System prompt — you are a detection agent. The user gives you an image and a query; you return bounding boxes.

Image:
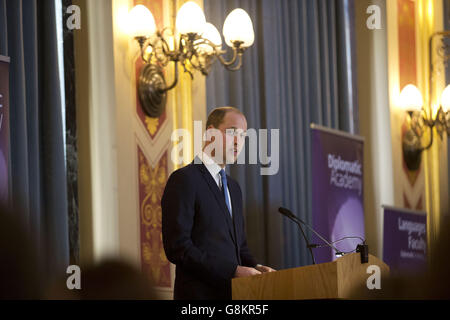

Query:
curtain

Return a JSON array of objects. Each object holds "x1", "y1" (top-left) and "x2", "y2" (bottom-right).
[
  {"x1": 205, "y1": 0, "x2": 359, "y2": 268},
  {"x1": 0, "y1": 0, "x2": 69, "y2": 285}
]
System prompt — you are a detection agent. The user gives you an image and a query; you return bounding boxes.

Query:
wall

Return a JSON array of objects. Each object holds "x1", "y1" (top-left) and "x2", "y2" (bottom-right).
[{"x1": 386, "y1": 0, "x2": 448, "y2": 252}]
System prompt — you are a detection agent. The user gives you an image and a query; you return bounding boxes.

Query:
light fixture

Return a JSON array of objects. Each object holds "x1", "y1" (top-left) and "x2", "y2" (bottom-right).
[
  {"x1": 127, "y1": 4, "x2": 156, "y2": 38},
  {"x1": 398, "y1": 31, "x2": 450, "y2": 171},
  {"x1": 399, "y1": 84, "x2": 424, "y2": 112},
  {"x1": 399, "y1": 82, "x2": 450, "y2": 171},
  {"x1": 127, "y1": 2, "x2": 254, "y2": 117},
  {"x1": 399, "y1": 84, "x2": 429, "y2": 171}
]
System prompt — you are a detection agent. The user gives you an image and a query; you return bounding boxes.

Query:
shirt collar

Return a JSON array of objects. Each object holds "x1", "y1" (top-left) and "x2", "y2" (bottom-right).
[{"x1": 199, "y1": 151, "x2": 224, "y2": 178}]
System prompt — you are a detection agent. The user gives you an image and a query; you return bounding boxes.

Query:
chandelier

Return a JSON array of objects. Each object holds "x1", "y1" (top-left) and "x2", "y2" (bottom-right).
[{"x1": 127, "y1": 2, "x2": 255, "y2": 117}]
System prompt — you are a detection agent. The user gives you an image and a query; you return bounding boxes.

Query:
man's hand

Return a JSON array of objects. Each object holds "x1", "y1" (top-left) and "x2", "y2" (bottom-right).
[
  {"x1": 234, "y1": 266, "x2": 262, "y2": 278},
  {"x1": 255, "y1": 265, "x2": 276, "y2": 273}
]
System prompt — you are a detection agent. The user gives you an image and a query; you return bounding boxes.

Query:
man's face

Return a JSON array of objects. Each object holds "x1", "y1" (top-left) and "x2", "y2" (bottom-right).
[{"x1": 210, "y1": 111, "x2": 247, "y2": 165}]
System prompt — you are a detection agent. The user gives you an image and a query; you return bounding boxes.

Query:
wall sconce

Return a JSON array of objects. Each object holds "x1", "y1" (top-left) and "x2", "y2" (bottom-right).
[
  {"x1": 399, "y1": 84, "x2": 450, "y2": 171},
  {"x1": 127, "y1": 2, "x2": 254, "y2": 117},
  {"x1": 398, "y1": 31, "x2": 450, "y2": 171}
]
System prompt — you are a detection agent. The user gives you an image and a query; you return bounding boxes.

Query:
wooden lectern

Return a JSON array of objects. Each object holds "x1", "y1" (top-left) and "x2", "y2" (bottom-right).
[{"x1": 232, "y1": 253, "x2": 389, "y2": 299}]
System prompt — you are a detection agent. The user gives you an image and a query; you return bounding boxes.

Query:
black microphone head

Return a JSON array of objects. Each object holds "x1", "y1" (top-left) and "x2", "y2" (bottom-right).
[{"x1": 278, "y1": 207, "x2": 291, "y2": 216}]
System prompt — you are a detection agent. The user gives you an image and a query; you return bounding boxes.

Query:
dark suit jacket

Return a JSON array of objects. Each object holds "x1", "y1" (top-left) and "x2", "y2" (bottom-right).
[{"x1": 161, "y1": 160, "x2": 257, "y2": 300}]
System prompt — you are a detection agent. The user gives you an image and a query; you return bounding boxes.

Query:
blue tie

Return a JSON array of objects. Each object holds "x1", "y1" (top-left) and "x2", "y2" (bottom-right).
[{"x1": 219, "y1": 169, "x2": 232, "y2": 216}]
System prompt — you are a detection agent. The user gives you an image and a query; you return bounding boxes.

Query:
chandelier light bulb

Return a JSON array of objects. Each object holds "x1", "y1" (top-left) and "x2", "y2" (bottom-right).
[
  {"x1": 223, "y1": 8, "x2": 254, "y2": 48},
  {"x1": 128, "y1": 4, "x2": 156, "y2": 38},
  {"x1": 197, "y1": 22, "x2": 222, "y2": 54},
  {"x1": 399, "y1": 84, "x2": 423, "y2": 112},
  {"x1": 176, "y1": 1, "x2": 206, "y2": 35},
  {"x1": 202, "y1": 22, "x2": 222, "y2": 46}
]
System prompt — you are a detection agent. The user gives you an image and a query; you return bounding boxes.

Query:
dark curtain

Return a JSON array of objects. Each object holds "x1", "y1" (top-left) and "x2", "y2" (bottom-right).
[
  {"x1": 0, "y1": 0, "x2": 69, "y2": 285},
  {"x1": 205, "y1": 0, "x2": 359, "y2": 268}
]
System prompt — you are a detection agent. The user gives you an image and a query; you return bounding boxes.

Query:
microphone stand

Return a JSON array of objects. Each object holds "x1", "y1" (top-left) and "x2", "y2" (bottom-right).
[
  {"x1": 278, "y1": 208, "x2": 316, "y2": 264},
  {"x1": 291, "y1": 217, "x2": 316, "y2": 265},
  {"x1": 279, "y1": 207, "x2": 345, "y2": 263}
]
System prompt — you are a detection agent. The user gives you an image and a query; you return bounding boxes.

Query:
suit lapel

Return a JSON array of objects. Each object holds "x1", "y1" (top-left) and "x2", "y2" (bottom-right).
[
  {"x1": 228, "y1": 179, "x2": 240, "y2": 231},
  {"x1": 195, "y1": 162, "x2": 237, "y2": 245}
]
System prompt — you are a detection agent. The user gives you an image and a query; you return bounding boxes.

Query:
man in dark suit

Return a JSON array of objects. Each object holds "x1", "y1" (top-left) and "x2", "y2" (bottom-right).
[{"x1": 161, "y1": 106, "x2": 274, "y2": 300}]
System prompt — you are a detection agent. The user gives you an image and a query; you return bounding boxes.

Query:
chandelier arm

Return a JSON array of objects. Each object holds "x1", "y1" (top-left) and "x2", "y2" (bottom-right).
[
  {"x1": 422, "y1": 109, "x2": 433, "y2": 132},
  {"x1": 223, "y1": 53, "x2": 243, "y2": 71},
  {"x1": 160, "y1": 36, "x2": 173, "y2": 57},
  {"x1": 159, "y1": 28, "x2": 175, "y2": 53},
  {"x1": 193, "y1": 38, "x2": 221, "y2": 52},
  {"x1": 136, "y1": 36, "x2": 150, "y2": 63},
  {"x1": 162, "y1": 60, "x2": 179, "y2": 92},
  {"x1": 412, "y1": 121, "x2": 423, "y2": 138},
  {"x1": 421, "y1": 123, "x2": 434, "y2": 151},
  {"x1": 179, "y1": 59, "x2": 194, "y2": 79},
  {"x1": 189, "y1": 51, "x2": 202, "y2": 69},
  {"x1": 192, "y1": 50, "x2": 211, "y2": 75},
  {"x1": 193, "y1": 39, "x2": 209, "y2": 46},
  {"x1": 161, "y1": 33, "x2": 181, "y2": 62},
  {"x1": 140, "y1": 50, "x2": 149, "y2": 64},
  {"x1": 437, "y1": 106, "x2": 445, "y2": 123},
  {"x1": 153, "y1": 47, "x2": 170, "y2": 67},
  {"x1": 216, "y1": 48, "x2": 239, "y2": 66},
  {"x1": 149, "y1": 35, "x2": 171, "y2": 66},
  {"x1": 178, "y1": 35, "x2": 189, "y2": 62},
  {"x1": 434, "y1": 106, "x2": 447, "y2": 138}
]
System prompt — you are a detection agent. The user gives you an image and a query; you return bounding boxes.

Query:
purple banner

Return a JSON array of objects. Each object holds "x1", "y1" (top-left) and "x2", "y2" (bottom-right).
[
  {"x1": 311, "y1": 124, "x2": 365, "y2": 264},
  {"x1": 383, "y1": 206, "x2": 427, "y2": 274},
  {"x1": 0, "y1": 56, "x2": 10, "y2": 206}
]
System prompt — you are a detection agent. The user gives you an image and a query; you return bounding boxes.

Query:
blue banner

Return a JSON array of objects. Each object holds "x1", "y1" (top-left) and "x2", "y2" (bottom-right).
[
  {"x1": 311, "y1": 124, "x2": 365, "y2": 264},
  {"x1": 383, "y1": 206, "x2": 427, "y2": 275}
]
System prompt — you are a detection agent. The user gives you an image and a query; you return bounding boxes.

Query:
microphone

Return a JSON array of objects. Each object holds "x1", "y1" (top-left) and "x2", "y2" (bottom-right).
[
  {"x1": 278, "y1": 207, "x2": 316, "y2": 264},
  {"x1": 356, "y1": 243, "x2": 369, "y2": 263},
  {"x1": 278, "y1": 207, "x2": 345, "y2": 259}
]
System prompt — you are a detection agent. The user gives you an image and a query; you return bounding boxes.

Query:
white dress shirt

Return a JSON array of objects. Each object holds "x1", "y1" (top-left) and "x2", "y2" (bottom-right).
[{"x1": 199, "y1": 152, "x2": 232, "y2": 216}]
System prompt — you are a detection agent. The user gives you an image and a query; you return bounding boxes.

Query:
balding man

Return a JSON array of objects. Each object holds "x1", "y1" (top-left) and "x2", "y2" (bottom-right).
[{"x1": 162, "y1": 106, "x2": 274, "y2": 300}]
